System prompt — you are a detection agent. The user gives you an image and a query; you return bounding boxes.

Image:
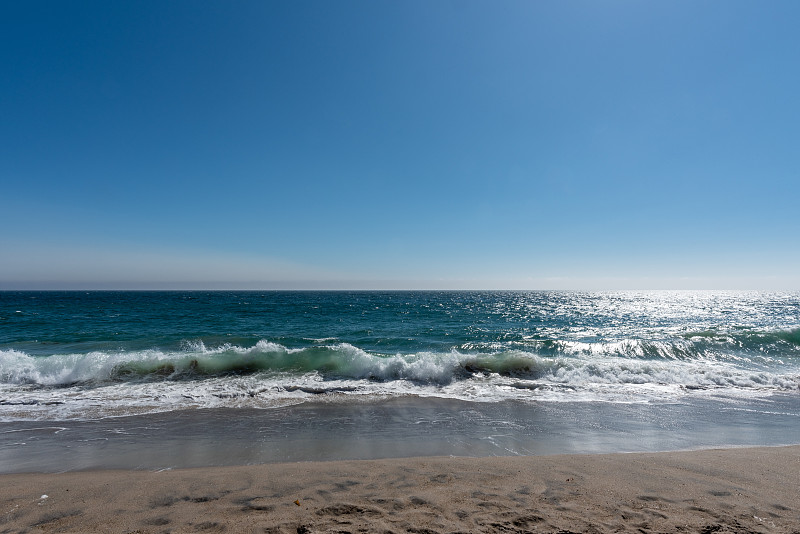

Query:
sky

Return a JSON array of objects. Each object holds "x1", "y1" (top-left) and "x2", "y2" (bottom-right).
[{"x1": 2, "y1": 0, "x2": 799, "y2": 290}]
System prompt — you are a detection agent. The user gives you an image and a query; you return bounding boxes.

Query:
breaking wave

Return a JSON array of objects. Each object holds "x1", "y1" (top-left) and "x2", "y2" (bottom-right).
[{"x1": 2, "y1": 334, "x2": 798, "y2": 392}]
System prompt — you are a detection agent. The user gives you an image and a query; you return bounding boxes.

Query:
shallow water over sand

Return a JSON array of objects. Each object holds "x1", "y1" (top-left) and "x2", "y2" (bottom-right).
[{"x1": 2, "y1": 394, "x2": 799, "y2": 473}]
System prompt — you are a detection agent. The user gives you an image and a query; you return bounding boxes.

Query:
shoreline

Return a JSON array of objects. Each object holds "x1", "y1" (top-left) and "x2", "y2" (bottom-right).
[
  {"x1": 2, "y1": 445, "x2": 799, "y2": 533},
  {"x1": 5, "y1": 395, "x2": 800, "y2": 474}
]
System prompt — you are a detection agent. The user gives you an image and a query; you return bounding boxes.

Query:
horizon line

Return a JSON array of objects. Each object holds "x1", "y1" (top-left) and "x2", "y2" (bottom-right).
[{"x1": 2, "y1": 287, "x2": 796, "y2": 292}]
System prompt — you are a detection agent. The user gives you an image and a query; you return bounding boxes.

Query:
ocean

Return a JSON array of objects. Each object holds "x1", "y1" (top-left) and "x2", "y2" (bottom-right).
[{"x1": 2, "y1": 290, "x2": 800, "y2": 472}]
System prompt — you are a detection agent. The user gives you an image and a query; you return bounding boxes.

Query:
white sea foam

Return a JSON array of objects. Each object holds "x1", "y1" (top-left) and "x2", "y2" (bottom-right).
[{"x1": 1, "y1": 340, "x2": 798, "y2": 421}]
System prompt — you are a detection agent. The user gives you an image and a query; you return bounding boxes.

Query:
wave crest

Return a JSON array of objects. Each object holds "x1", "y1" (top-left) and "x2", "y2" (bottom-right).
[{"x1": 1, "y1": 339, "x2": 797, "y2": 394}]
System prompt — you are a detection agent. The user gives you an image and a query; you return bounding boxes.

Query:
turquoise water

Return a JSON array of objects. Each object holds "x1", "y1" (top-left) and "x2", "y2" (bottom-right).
[{"x1": 2, "y1": 291, "x2": 799, "y2": 421}]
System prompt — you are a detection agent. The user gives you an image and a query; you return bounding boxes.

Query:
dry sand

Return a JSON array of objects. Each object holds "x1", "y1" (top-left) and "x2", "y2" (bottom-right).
[{"x1": 1, "y1": 446, "x2": 798, "y2": 533}]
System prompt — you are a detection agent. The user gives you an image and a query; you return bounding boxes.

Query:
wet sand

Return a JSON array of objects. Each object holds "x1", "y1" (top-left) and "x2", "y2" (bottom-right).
[
  {"x1": 5, "y1": 396, "x2": 800, "y2": 474},
  {"x1": 2, "y1": 445, "x2": 799, "y2": 533}
]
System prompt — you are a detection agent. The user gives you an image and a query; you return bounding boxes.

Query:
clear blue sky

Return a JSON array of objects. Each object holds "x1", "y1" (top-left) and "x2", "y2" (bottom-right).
[{"x1": 2, "y1": 1, "x2": 798, "y2": 289}]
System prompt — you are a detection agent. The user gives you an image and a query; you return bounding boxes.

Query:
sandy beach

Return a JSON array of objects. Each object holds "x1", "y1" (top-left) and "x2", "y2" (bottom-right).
[{"x1": 1, "y1": 445, "x2": 798, "y2": 533}]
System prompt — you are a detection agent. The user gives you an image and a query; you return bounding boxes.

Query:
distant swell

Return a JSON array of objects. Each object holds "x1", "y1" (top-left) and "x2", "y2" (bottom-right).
[{"x1": 490, "y1": 327, "x2": 800, "y2": 361}]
